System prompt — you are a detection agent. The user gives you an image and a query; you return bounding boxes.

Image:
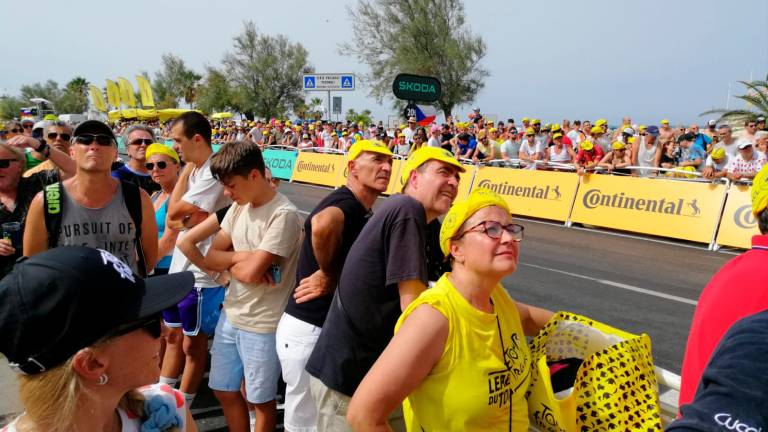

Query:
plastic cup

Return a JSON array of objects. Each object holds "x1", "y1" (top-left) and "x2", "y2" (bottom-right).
[{"x1": 2, "y1": 222, "x2": 21, "y2": 250}]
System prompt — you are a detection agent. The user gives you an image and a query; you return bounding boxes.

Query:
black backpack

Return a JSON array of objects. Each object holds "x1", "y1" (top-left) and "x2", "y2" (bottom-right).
[{"x1": 43, "y1": 180, "x2": 147, "y2": 277}]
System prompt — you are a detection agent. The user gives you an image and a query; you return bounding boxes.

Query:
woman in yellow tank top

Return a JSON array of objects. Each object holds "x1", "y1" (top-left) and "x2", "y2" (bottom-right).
[{"x1": 347, "y1": 188, "x2": 554, "y2": 431}]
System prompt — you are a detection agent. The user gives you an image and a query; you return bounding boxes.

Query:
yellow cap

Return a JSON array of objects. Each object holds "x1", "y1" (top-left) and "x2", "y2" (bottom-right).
[
  {"x1": 590, "y1": 126, "x2": 604, "y2": 135},
  {"x1": 354, "y1": 133, "x2": 362, "y2": 140},
  {"x1": 399, "y1": 124, "x2": 406, "y2": 130},
  {"x1": 531, "y1": 118, "x2": 541, "y2": 125},
  {"x1": 711, "y1": 147, "x2": 726, "y2": 160},
  {"x1": 552, "y1": 132, "x2": 563, "y2": 140},
  {"x1": 522, "y1": 117, "x2": 530, "y2": 123},
  {"x1": 595, "y1": 119, "x2": 608, "y2": 127},
  {"x1": 211, "y1": 128, "x2": 218, "y2": 133},
  {"x1": 309, "y1": 126, "x2": 315, "y2": 131},
  {"x1": 639, "y1": 125, "x2": 647, "y2": 131},
  {"x1": 679, "y1": 166, "x2": 698, "y2": 178},
  {"x1": 347, "y1": 139, "x2": 393, "y2": 161},
  {"x1": 342, "y1": 131, "x2": 349, "y2": 136},
  {"x1": 439, "y1": 188, "x2": 510, "y2": 256},
  {"x1": 661, "y1": 119, "x2": 670, "y2": 124},
  {"x1": 751, "y1": 164, "x2": 768, "y2": 215},
  {"x1": 400, "y1": 147, "x2": 465, "y2": 187},
  {"x1": 611, "y1": 141, "x2": 625, "y2": 150},
  {"x1": 580, "y1": 140, "x2": 594, "y2": 151},
  {"x1": 489, "y1": 127, "x2": 497, "y2": 133},
  {"x1": 551, "y1": 124, "x2": 561, "y2": 132},
  {"x1": 285, "y1": 121, "x2": 292, "y2": 126},
  {"x1": 486, "y1": 119, "x2": 494, "y2": 124},
  {"x1": 145, "y1": 143, "x2": 180, "y2": 164},
  {"x1": 525, "y1": 127, "x2": 535, "y2": 135}
]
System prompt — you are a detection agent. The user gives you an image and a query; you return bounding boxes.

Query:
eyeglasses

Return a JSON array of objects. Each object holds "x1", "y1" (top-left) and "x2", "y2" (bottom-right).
[
  {"x1": 454, "y1": 220, "x2": 524, "y2": 242},
  {"x1": 108, "y1": 316, "x2": 162, "y2": 340},
  {"x1": 7, "y1": 129, "x2": 21, "y2": 134},
  {"x1": 145, "y1": 161, "x2": 168, "y2": 170},
  {"x1": 130, "y1": 138, "x2": 153, "y2": 146},
  {"x1": 47, "y1": 132, "x2": 71, "y2": 141},
  {"x1": 0, "y1": 159, "x2": 19, "y2": 169},
  {"x1": 22, "y1": 124, "x2": 33, "y2": 129},
  {"x1": 75, "y1": 134, "x2": 115, "y2": 146}
]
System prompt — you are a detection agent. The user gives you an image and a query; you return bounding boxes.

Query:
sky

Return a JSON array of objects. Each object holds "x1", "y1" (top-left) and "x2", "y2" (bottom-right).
[{"x1": 2, "y1": 0, "x2": 767, "y2": 126}]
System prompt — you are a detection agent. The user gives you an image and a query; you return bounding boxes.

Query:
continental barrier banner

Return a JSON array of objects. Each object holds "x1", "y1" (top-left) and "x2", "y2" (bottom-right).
[
  {"x1": 472, "y1": 167, "x2": 579, "y2": 222},
  {"x1": 335, "y1": 159, "x2": 404, "y2": 195},
  {"x1": 263, "y1": 148, "x2": 298, "y2": 180},
  {"x1": 715, "y1": 184, "x2": 758, "y2": 249},
  {"x1": 291, "y1": 152, "x2": 345, "y2": 187},
  {"x1": 457, "y1": 164, "x2": 476, "y2": 200},
  {"x1": 570, "y1": 175, "x2": 727, "y2": 243}
]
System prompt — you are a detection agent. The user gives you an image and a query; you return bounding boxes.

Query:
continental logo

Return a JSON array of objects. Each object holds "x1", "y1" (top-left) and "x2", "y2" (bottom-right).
[
  {"x1": 582, "y1": 189, "x2": 701, "y2": 217},
  {"x1": 733, "y1": 204, "x2": 757, "y2": 229},
  {"x1": 477, "y1": 179, "x2": 562, "y2": 201},
  {"x1": 296, "y1": 160, "x2": 335, "y2": 173}
]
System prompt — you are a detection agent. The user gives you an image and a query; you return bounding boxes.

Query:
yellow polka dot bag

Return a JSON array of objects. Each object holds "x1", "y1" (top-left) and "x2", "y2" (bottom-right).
[{"x1": 526, "y1": 312, "x2": 662, "y2": 431}]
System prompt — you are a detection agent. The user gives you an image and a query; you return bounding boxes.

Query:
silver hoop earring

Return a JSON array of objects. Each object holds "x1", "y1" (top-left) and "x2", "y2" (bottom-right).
[{"x1": 97, "y1": 374, "x2": 109, "y2": 385}]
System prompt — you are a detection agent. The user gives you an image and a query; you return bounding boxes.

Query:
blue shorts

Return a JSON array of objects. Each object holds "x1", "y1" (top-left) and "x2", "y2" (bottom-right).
[
  {"x1": 208, "y1": 313, "x2": 280, "y2": 404},
  {"x1": 162, "y1": 286, "x2": 225, "y2": 337}
]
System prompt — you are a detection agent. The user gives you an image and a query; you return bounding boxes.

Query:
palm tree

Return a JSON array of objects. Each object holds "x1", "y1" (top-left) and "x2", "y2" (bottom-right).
[
  {"x1": 66, "y1": 76, "x2": 89, "y2": 96},
  {"x1": 309, "y1": 97, "x2": 324, "y2": 120},
  {"x1": 701, "y1": 79, "x2": 768, "y2": 124}
]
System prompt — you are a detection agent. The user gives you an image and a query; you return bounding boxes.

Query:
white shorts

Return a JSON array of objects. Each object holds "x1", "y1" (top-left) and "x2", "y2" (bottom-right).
[{"x1": 276, "y1": 313, "x2": 322, "y2": 432}]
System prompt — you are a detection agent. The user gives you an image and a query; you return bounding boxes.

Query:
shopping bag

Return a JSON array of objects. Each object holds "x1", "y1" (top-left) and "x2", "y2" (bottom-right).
[{"x1": 526, "y1": 311, "x2": 662, "y2": 431}]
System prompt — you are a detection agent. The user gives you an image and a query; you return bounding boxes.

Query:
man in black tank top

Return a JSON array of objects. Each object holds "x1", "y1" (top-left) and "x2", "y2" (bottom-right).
[{"x1": 276, "y1": 140, "x2": 393, "y2": 431}]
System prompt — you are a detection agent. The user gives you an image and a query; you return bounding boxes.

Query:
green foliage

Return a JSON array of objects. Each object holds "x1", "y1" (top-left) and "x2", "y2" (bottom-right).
[
  {"x1": 342, "y1": 0, "x2": 488, "y2": 117},
  {"x1": 702, "y1": 79, "x2": 768, "y2": 124},
  {"x1": 345, "y1": 108, "x2": 373, "y2": 125},
  {"x1": 196, "y1": 67, "x2": 234, "y2": 114},
  {"x1": 307, "y1": 97, "x2": 325, "y2": 120},
  {"x1": 10, "y1": 77, "x2": 89, "y2": 115},
  {"x1": 223, "y1": 21, "x2": 313, "y2": 119},
  {"x1": 0, "y1": 95, "x2": 25, "y2": 120},
  {"x1": 153, "y1": 53, "x2": 202, "y2": 109}
]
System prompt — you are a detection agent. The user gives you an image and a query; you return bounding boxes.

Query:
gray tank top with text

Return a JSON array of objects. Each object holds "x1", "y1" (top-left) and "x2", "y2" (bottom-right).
[{"x1": 57, "y1": 182, "x2": 139, "y2": 272}]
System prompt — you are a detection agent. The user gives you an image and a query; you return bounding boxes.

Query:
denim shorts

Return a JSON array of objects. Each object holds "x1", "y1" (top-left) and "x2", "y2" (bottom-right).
[
  {"x1": 208, "y1": 313, "x2": 281, "y2": 404},
  {"x1": 162, "y1": 286, "x2": 225, "y2": 337}
]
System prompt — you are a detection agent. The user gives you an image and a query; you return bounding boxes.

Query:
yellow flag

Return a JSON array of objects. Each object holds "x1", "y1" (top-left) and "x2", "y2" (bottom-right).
[
  {"x1": 105, "y1": 80, "x2": 121, "y2": 108},
  {"x1": 136, "y1": 75, "x2": 156, "y2": 107},
  {"x1": 117, "y1": 77, "x2": 137, "y2": 108},
  {"x1": 88, "y1": 85, "x2": 107, "y2": 112}
]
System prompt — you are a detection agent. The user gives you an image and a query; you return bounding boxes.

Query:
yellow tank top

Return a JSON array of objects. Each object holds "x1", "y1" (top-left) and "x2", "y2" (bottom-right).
[{"x1": 396, "y1": 274, "x2": 531, "y2": 431}]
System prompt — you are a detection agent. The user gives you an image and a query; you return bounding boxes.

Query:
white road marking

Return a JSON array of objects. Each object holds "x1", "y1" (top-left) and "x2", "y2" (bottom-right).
[{"x1": 521, "y1": 263, "x2": 698, "y2": 306}]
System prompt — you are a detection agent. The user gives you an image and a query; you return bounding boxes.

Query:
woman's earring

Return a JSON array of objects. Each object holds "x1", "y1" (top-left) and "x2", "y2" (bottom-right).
[{"x1": 97, "y1": 374, "x2": 109, "y2": 385}]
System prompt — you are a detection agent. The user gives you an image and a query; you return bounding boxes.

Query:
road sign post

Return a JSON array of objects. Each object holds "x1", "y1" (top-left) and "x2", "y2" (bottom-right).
[{"x1": 303, "y1": 73, "x2": 355, "y2": 121}]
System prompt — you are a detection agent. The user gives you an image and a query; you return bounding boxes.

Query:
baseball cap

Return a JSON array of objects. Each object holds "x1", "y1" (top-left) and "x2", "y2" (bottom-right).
[
  {"x1": 646, "y1": 125, "x2": 660, "y2": 136},
  {"x1": 20, "y1": 118, "x2": 34, "y2": 124},
  {"x1": 531, "y1": 119, "x2": 541, "y2": 125},
  {"x1": 145, "y1": 143, "x2": 180, "y2": 163},
  {"x1": 622, "y1": 127, "x2": 635, "y2": 135},
  {"x1": 73, "y1": 120, "x2": 116, "y2": 142},
  {"x1": 660, "y1": 119, "x2": 670, "y2": 125},
  {"x1": 347, "y1": 139, "x2": 393, "y2": 161},
  {"x1": 677, "y1": 132, "x2": 696, "y2": 143},
  {"x1": 551, "y1": 124, "x2": 561, "y2": 132},
  {"x1": 708, "y1": 119, "x2": 717, "y2": 126},
  {"x1": 552, "y1": 132, "x2": 563, "y2": 139},
  {"x1": 611, "y1": 141, "x2": 626, "y2": 150},
  {"x1": 0, "y1": 246, "x2": 194, "y2": 375},
  {"x1": 580, "y1": 140, "x2": 594, "y2": 151},
  {"x1": 711, "y1": 147, "x2": 726, "y2": 160},
  {"x1": 757, "y1": 116, "x2": 766, "y2": 122},
  {"x1": 738, "y1": 140, "x2": 754, "y2": 149},
  {"x1": 595, "y1": 119, "x2": 608, "y2": 127},
  {"x1": 525, "y1": 127, "x2": 535, "y2": 136},
  {"x1": 400, "y1": 147, "x2": 464, "y2": 187},
  {"x1": 522, "y1": 117, "x2": 530, "y2": 123},
  {"x1": 439, "y1": 188, "x2": 510, "y2": 256},
  {"x1": 302, "y1": 133, "x2": 309, "y2": 139},
  {"x1": 590, "y1": 126, "x2": 604, "y2": 135},
  {"x1": 430, "y1": 125, "x2": 441, "y2": 133}
]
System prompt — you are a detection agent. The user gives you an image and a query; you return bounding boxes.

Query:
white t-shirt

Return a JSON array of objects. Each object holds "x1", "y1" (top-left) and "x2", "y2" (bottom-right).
[
  {"x1": 704, "y1": 154, "x2": 729, "y2": 171},
  {"x1": 427, "y1": 136, "x2": 441, "y2": 148},
  {"x1": 1, "y1": 384, "x2": 188, "y2": 432},
  {"x1": 713, "y1": 141, "x2": 740, "y2": 159},
  {"x1": 566, "y1": 129, "x2": 582, "y2": 149},
  {"x1": 402, "y1": 127, "x2": 417, "y2": 144},
  {"x1": 322, "y1": 131, "x2": 334, "y2": 147},
  {"x1": 169, "y1": 156, "x2": 232, "y2": 288},
  {"x1": 500, "y1": 139, "x2": 520, "y2": 159},
  {"x1": 220, "y1": 193, "x2": 303, "y2": 333},
  {"x1": 519, "y1": 139, "x2": 542, "y2": 170}
]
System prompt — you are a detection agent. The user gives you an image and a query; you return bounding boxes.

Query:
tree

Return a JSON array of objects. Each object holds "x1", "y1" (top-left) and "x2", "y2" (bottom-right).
[
  {"x1": 196, "y1": 67, "x2": 235, "y2": 114},
  {"x1": 223, "y1": 21, "x2": 313, "y2": 119},
  {"x1": 342, "y1": 0, "x2": 488, "y2": 117},
  {"x1": 0, "y1": 95, "x2": 25, "y2": 120},
  {"x1": 153, "y1": 53, "x2": 202, "y2": 109},
  {"x1": 57, "y1": 76, "x2": 89, "y2": 113},
  {"x1": 308, "y1": 97, "x2": 325, "y2": 120},
  {"x1": 702, "y1": 79, "x2": 768, "y2": 125},
  {"x1": 19, "y1": 80, "x2": 62, "y2": 105},
  {"x1": 345, "y1": 108, "x2": 373, "y2": 125}
]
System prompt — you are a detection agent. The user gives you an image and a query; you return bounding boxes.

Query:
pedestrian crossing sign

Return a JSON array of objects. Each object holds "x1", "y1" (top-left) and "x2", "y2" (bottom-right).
[{"x1": 304, "y1": 76, "x2": 316, "y2": 89}]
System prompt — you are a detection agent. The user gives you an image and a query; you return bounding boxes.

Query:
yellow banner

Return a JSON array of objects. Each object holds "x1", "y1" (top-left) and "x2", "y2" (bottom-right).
[
  {"x1": 135, "y1": 75, "x2": 155, "y2": 107},
  {"x1": 335, "y1": 158, "x2": 404, "y2": 195},
  {"x1": 117, "y1": 77, "x2": 137, "y2": 108},
  {"x1": 472, "y1": 167, "x2": 579, "y2": 222},
  {"x1": 88, "y1": 85, "x2": 107, "y2": 112},
  {"x1": 716, "y1": 184, "x2": 759, "y2": 249},
  {"x1": 105, "y1": 80, "x2": 121, "y2": 108},
  {"x1": 456, "y1": 164, "x2": 475, "y2": 200},
  {"x1": 291, "y1": 152, "x2": 345, "y2": 187},
  {"x1": 570, "y1": 175, "x2": 727, "y2": 243}
]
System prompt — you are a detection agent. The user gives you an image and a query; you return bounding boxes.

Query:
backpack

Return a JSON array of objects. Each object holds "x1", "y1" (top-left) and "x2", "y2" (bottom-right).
[{"x1": 43, "y1": 180, "x2": 147, "y2": 277}]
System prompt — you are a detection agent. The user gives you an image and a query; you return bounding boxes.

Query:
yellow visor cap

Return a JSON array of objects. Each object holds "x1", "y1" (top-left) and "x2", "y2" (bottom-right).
[
  {"x1": 400, "y1": 147, "x2": 464, "y2": 188},
  {"x1": 751, "y1": 164, "x2": 768, "y2": 215},
  {"x1": 145, "y1": 143, "x2": 180, "y2": 164},
  {"x1": 347, "y1": 139, "x2": 393, "y2": 161},
  {"x1": 439, "y1": 188, "x2": 511, "y2": 256}
]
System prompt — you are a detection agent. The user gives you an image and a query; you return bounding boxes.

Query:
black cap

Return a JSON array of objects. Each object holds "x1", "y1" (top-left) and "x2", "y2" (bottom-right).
[
  {"x1": 73, "y1": 120, "x2": 116, "y2": 141},
  {"x1": 0, "y1": 246, "x2": 194, "y2": 375},
  {"x1": 677, "y1": 132, "x2": 696, "y2": 143}
]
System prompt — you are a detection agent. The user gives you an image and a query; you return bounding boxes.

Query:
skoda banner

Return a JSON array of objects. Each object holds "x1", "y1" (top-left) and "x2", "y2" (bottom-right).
[
  {"x1": 570, "y1": 175, "x2": 728, "y2": 243},
  {"x1": 291, "y1": 151, "x2": 346, "y2": 187},
  {"x1": 262, "y1": 148, "x2": 298, "y2": 180},
  {"x1": 715, "y1": 184, "x2": 759, "y2": 249},
  {"x1": 472, "y1": 167, "x2": 580, "y2": 222}
]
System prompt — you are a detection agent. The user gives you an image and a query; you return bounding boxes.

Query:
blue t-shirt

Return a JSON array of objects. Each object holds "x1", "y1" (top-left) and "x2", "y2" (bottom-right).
[
  {"x1": 153, "y1": 196, "x2": 172, "y2": 269},
  {"x1": 694, "y1": 134, "x2": 712, "y2": 152},
  {"x1": 686, "y1": 146, "x2": 706, "y2": 169}
]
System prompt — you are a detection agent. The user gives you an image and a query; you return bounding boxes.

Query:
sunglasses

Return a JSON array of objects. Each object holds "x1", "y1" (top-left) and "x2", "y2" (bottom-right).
[
  {"x1": 22, "y1": 124, "x2": 33, "y2": 129},
  {"x1": 7, "y1": 129, "x2": 21, "y2": 134},
  {"x1": 108, "y1": 315, "x2": 162, "y2": 340},
  {"x1": 130, "y1": 138, "x2": 153, "y2": 146},
  {"x1": 145, "y1": 161, "x2": 168, "y2": 170},
  {"x1": 455, "y1": 220, "x2": 525, "y2": 242},
  {"x1": 75, "y1": 134, "x2": 115, "y2": 146},
  {"x1": 0, "y1": 158, "x2": 19, "y2": 169},
  {"x1": 48, "y1": 132, "x2": 71, "y2": 141}
]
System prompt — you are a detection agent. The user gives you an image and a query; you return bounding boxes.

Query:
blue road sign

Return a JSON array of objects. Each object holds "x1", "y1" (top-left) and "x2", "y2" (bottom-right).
[
  {"x1": 341, "y1": 75, "x2": 354, "y2": 89},
  {"x1": 304, "y1": 76, "x2": 316, "y2": 89}
]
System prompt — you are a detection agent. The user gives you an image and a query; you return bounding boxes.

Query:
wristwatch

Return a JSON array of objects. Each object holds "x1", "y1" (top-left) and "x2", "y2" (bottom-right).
[{"x1": 34, "y1": 139, "x2": 51, "y2": 159}]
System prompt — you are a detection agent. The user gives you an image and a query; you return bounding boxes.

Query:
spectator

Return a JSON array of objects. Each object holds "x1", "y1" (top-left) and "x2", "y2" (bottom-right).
[
  {"x1": 701, "y1": 147, "x2": 729, "y2": 179},
  {"x1": 402, "y1": 117, "x2": 418, "y2": 144},
  {"x1": 347, "y1": 188, "x2": 553, "y2": 431},
  {"x1": 392, "y1": 130, "x2": 411, "y2": 156},
  {"x1": 22, "y1": 120, "x2": 156, "y2": 275},
  {"x1": 115, "y1": 124, "x2": 161, "y2": 194},
  {"x1": 282, "y1": 127, "x2": 298, "y2": 147},
  {"x1": 755, "y1": 130, "x2": 768, "y2": 155},
  {"x1": 410, "y1": 129, "x2": 427, "y2": 155},
  {"x1": 161, "y1": 112, "x2": 231, "y2": 407},
  {"x1": 545, "y1": 132, "x2": 576, "y2": 165},
  {"x1": 427, "y1": 125, "x2": 441, "y2": 148},
  {"x1": 4, "y1": 121, "x2": 23, "y2": 140},
  {"x1": 24, "y1": 121, "x2": 50, "y2": 170},
  {"x1": 591, "y1": 124, "x2": 611, "y2": 154},
  {"x1": 453, "y1": 132, "x2": 475, "y2": 159},
  {"x1": 20, "y1": 118, "x2": 34, "y2": 137},
  {"x1": 439, "y1": 123, "x2": 454, "y2": 151},
  {"x1": 678, "y1": 163, "x2": 768, "y2": 408},
  {"x1": 725, "y1": 140, "x2": 766, "y2": 181},
  {"x1": 757, "y1": 116, "x2": 766, "y2": 132},
  {"x1": 305, "y1": 147, "x2": 464, "y2": 431},
  {"x1": 659, "y1": 138, "x2": 678, "y2": 169},
  {"x1": 518, "y1": 127, "x2": 544, "y2": 169},
  {"x1": 633, "y1": 125, "x2": 661, "y2": 177},
  {"x1": 598, "y1": 141, "x2": 632, "y2": 174},
  {"x1": 23, "y1": 121, "x2": 74, "y2": 180},
  {"x1": 659, "y1": 118, "x2": 675, "y2": 142},
  {"x1": 145, "y1": 144, "x2": 182, "y2": 275},
  {"x1": 0, "y1": 246, "x2": 197, "y2": 432},
  {"x1": 500, "y1": 127, "x2": 521, "y2": 160},
  {"x1": 203, "y1": 141, "x2": 303, "y2": 432},
  {"x1": 687, "y1": 124, "x2": 712, "y2": 152},
  {"x1": 472, "y1": 129, "x2": 495, "y2": 161},
  {"x1": 298, "y1": 133, "x2": 313, "y2": 150},
  {"x1": 574, "y1": 140, "x2": 605, "y2": 174},
  {"x1": 702, "y1": 119, "x2": 718, "y2": 139},
  {"x1": 739, "y1": 119, "x2": 759, "y2": 144},
  {"x1": 566, "y1": 119, "x2": 583, "y2": 148},
  {"x1": 677, "y1": 133, "x2": 706, "y2": 172},
  {"x1": 277, "y1": 140, "x2": 393, "y2": 432}
]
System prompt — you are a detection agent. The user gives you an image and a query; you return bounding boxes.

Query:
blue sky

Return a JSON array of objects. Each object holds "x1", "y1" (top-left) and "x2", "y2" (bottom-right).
[{"x1": 2, "y1": 0, "x2": 766, "y2": 125}]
